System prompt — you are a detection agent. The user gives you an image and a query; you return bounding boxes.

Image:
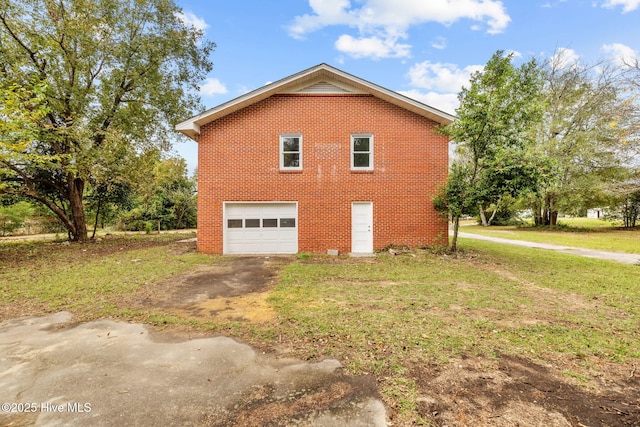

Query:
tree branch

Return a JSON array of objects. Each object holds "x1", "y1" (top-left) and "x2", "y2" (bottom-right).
[{"x1": 0, "y1": 12, "x2": 47, "y2": 73}]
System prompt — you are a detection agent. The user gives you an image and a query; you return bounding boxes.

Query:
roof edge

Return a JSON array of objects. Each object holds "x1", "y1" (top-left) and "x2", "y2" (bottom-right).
[{"x1": 176, "y1": 63, "x2": 455, "y2": 141}]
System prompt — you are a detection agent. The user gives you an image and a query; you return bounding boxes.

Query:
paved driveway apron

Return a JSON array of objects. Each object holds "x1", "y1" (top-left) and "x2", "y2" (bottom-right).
[{"x1": 1, "y1": 316, "x2": 385, "y2": 425}]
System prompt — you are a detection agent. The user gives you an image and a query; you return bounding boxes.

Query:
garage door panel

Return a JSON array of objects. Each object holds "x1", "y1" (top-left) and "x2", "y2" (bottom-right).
[{"x1": 224, "y1": 203, "x2": 298, "y2": 255}]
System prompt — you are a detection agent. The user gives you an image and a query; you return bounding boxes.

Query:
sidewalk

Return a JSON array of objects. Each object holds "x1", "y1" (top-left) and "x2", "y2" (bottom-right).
[{"x1": 456, "y1": 231, "x2": 640, "y2": 265}]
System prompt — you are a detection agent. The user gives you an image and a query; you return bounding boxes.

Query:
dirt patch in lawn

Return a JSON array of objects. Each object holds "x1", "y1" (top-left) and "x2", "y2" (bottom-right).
[
  {"x1": 409, "y1": 354, "x2": 640, "y2": 427},
  {"x1": 132, "y1": 256, "x2": 284, "y2": 323}
]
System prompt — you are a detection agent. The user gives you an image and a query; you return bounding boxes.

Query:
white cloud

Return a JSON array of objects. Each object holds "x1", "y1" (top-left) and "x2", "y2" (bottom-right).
[
  {"x1": 400, "y1": 60, "x2": 485, "y2": 116},
  {"x1": 600, "y1": 0, "x2": 640, "y2": 12},
  {"x1": 200, "y1": 78, "x2": 228, "y2": 95},
  {"x1": 290, "y1": 0, "x2": 511, "y2": 35},
  {"x1": 399, "y1": 90, "x2": 459, "y2": 115},
  {"x1": 550, "y1": 47, "x2": 580, "y2": 70},
  {"x1": 602, "y1": 43, "x2": 639, "y2": 67},
  {"x1": 407, "y1": 61, "x2": 483, "y2": 93},
  {"x1": 176, "y1": 11, "x2": 209, "y2": 32},
  {"x1": 335, "y1": 33, "x2": 411, "y2": 59},
  {"x1": 288, "y1": 0, "x2": 352, "y2": 39},
  {"x1": 542, "y1": 0, "x2": 569, "y2": 8},
  {"x1": 431, "y1": 36, "x2": 447, "y2": 50},
  {"x1": 288, "y1": 0, "x2": 511, "y2": 58}
]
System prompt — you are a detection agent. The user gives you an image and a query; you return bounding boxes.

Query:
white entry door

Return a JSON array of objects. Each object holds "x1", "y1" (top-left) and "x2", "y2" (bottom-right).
[{"x1": 351, "y1": 202, "x2": 373, "y2": 254}]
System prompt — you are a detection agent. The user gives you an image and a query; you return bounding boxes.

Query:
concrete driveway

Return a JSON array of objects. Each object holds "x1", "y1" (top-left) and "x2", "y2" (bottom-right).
[
  {"x1": 0, "y1": 312, "x2": 386, "y2": 426},
  {"x1": 457, "y1": 231, "x2": 640, "y2": 265}
]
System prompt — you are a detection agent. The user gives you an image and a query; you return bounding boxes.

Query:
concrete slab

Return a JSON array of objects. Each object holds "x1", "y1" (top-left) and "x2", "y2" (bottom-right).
[{"x1": 0, "y1": 313, "x2": 386, "y2": 426}]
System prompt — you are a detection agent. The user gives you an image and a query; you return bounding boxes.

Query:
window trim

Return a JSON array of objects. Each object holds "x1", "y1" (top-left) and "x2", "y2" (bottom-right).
[
  {"x1": 280, "y1": 133, "x2": 302, "y2": 171},
  {"x1": 351, "y1": 133, "x2": 373, "y2": 171}
]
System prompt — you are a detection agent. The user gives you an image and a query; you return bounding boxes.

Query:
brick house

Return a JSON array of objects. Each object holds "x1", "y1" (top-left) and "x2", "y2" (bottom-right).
[{"x1": 176, "y1": 63, "x2": 453, "y2": 255}]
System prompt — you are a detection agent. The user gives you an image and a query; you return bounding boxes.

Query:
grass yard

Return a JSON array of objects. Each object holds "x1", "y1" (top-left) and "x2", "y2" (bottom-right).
[
  {"x1": 1, "y1": 233, "x2": 639, "y2": 425},
  {"x1": 0, "y1": 233, "x2": 210, "y2": 320},
  {"x1": 461, "y1": 218, "x2": 640, "y2": 254},
  {"x1": 268, "y1": 240, "x2": 640, "y2": 424}
]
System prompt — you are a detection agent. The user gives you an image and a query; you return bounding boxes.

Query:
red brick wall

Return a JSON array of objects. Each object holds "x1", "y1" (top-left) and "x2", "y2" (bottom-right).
[{"x1": 197, "y1": 94, "x2": 449, "y2": 254}]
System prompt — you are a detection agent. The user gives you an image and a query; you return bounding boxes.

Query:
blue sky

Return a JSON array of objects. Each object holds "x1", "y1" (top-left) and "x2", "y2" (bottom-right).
[{"x1": 173, "y1": 0, "x2": 640, "y2": 172}]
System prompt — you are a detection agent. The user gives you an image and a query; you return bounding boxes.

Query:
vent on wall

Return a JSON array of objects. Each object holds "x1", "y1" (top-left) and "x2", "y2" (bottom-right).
[{"x1": 294, "y1": 82, "x2": 352, "y2": 94}]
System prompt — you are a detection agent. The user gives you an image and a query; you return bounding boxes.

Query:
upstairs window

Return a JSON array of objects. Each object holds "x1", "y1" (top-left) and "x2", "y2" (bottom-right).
[
  {"x1": 280, "y1": 134, "x2": 302, "y2": 170},
  {"x1": 351, "y1": 134, "x2": 373, "y2": 170}
]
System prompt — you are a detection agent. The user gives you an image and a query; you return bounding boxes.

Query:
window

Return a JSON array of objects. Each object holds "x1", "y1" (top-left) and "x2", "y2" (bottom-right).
[
  {"x1": 227, "y1": 219, "x2": 243, "y2": 228},
  {"x1": 245, "y1": 219, "x2": 260, "y2": 228},
  {"x1": 227, "y1": 217, "x2": 296, "y2": 228},
  {"x1": 351, "y1": 134, "x2": 373, "y2": 170},
  {"x1": 280, "y1": 218, "x2": 296, "y2": 228},
  {"x1": 263, "y1": 219, "x2": 278, "y2": 228},
  {"x1": 280, "y1": 134, "x2": 302, "y2": 170}
]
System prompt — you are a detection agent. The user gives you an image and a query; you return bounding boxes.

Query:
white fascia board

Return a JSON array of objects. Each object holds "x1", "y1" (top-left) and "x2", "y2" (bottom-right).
[{"x1": 325, "y1": 66, "x2": 456, "y2": 125}]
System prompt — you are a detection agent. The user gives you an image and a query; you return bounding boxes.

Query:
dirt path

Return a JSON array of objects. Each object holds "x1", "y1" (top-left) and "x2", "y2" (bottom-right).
[{"x1": 132, "y1": 257, "x2": 281, "y2": 322}]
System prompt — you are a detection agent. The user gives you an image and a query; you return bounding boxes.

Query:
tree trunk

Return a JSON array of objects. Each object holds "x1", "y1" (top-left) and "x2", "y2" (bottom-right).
[
  {"x1": 91, "y1": 196, "x2": 103, "y2": 239},
  {"x1": 539, "y1": 193, "x2": 556, "y2": 226},
  {"x1": 68, "y1": 174, "x2": 88, "y2": 242},
  {"x1": 534, "y1": 208, "x2": 543, "y2": 226},
  {"x1": 176, "y1": 209, "x2": 184, "y2": 229},
  {"x1": 487, "y1": 207, "x2": 498, "y2": 226},
  {"x1": 531, "y1": 197, "x2": 543, "y2": 226},
  {"x1": 450, "y1": 215, "x2": 460, "y2": 252},
  {"x1": 478, "y1": 204, "x2": 488, "y2": 226}
]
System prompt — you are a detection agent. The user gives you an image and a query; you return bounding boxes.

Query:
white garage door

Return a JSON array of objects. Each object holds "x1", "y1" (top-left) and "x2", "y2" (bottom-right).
[{"x1": 224, "y1": 203, "x2": 298, "y2": 254}]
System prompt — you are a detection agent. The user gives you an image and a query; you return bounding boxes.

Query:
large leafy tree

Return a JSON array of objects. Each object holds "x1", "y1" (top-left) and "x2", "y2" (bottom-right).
[
  {"x1": 0, "y1": 0, "x2": 213, "y2": 241},
  {"x1": 437, "y1": 51, "x2": 545, "y2": 251},
  {"x1": 530, "y1": 53, "x2": 638, "y2": 225}
]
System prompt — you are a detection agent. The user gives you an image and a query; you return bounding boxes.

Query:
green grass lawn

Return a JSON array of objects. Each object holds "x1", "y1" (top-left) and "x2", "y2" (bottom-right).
[
  {"x1": 266, "y1": 240, "x2": 640, "y2": 419},
  {"x1": 1, "y1": 233, "x2": 638, "y2": 424},
  {"x1": 461, "y1": 218, "x2": 640, "y2": 254},
  {"x1": 0, "y1": 233, "x2": 210, "y2": 320}
]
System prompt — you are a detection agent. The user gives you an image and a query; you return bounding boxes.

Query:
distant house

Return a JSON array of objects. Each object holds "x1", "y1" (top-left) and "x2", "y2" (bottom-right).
[
  {"x1": 587, "y1": 208, "x2": 605, "y2": 219},
  {"x1": 176, "y1": 63, "x2": 453, "y2": 255}
]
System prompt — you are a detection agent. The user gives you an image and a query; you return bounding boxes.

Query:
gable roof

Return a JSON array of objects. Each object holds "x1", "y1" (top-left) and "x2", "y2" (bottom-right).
[{"x1": 176, "y1": 63, "x2": 455, "y2": 140}]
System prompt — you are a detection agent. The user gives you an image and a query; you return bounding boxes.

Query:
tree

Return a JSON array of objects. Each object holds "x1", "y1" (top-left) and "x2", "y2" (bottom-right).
[
  {"x1": 606, "y1": 174, "x2": 640, "y2": 228},
  {"x1": 437, "y1": 51, "x2": 545, "y2": 251},
  {"x1": 147, "y1": 157, "x2": 196, "y2": 230},
  {"x1": 118, "y1": 156, "x2": 196, "y2": 231},
  {"x1": 475, "y1": 148, "x2": 545, "y2": 226},
  {"x1": 433, "y1": 163, "x2": 475, "y2": 252},
  {"x1": 530, "y1": 53, "x2": 638, "y2": 225},
  {"x1": 0, "y1": 201, "x2": 34, "y2": 235},
  {"x1": 0, "y1": 0, "x2": 213, "y2": 241},
  {"x1": 86, "y1": 179, "x2": 134, "y2": 238}
]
